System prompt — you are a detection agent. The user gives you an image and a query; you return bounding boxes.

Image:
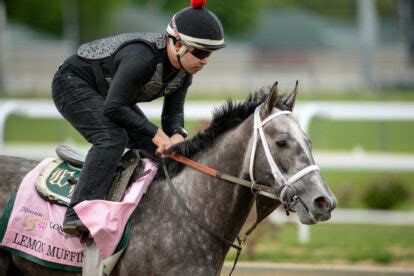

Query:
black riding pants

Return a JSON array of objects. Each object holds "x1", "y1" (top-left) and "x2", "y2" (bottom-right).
[{"x1": 51, "y1": 65, "x2": 155, "y2": 219}]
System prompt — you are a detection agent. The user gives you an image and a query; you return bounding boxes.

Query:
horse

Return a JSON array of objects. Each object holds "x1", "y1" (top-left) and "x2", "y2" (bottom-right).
[{"x1": 0, "y1": 82, "x2": 336, "y2": 275}]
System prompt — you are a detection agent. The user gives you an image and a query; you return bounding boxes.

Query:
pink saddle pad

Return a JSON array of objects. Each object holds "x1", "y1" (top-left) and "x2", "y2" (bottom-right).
[{"x1": 0, "y1": 157, "x2": 158, "y2": 271}]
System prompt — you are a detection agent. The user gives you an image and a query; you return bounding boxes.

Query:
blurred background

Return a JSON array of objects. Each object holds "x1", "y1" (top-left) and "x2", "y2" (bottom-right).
[
  {"x1": 1, "y1": 0, "x2": 414, "y2": 94},
  {"x1": 0, "y1": 0, "x2": 413, "y2": 273}
]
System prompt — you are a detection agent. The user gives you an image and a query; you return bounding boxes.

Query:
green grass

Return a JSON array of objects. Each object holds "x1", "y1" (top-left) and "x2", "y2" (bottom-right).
[
  {"x1": 5, "y1": 116, "x2": 80, "y2": 143},
  {"x1": 322, "y1": 170, "x2": 414, "y2": 210},
  {"x1": 4, "y1": 116, "x2": 205, "y2": 144},
  {"x1": 226, "y1": 223, "x2": 414, "y2": 265},
  {"x1": 6, "y1": 116, "x2": 414, "y2": 154},
  {"x1": 309, "y1": 119, "x2": 414, "y2": 153}
]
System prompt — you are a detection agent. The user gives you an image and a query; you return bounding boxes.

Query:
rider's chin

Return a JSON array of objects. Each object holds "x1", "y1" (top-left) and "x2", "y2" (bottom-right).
[{"x1": 191, "y1": 67, "x2": 202, "y2": 74}]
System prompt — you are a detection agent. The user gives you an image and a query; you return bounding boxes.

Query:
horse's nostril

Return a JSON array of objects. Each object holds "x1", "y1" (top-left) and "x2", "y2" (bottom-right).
[{"x1": 314, "y1": 196, "x2": 330, "y2": 210}]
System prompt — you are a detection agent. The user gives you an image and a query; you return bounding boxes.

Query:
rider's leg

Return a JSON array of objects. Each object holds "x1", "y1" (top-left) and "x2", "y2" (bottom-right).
[{"x1": 52, "y1": 67, "x2": 129, "y2": 235}]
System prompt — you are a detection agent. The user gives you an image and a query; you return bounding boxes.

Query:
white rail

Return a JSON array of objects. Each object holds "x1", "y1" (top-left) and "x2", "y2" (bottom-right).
[
  {"x1": 2, "y1": 99, "x2": 414, "y2": 149},
  {"x1": 0, "y1": 99, "x2": 221, "y2": 151},
  {"x1": 270, "y1": 208, "x2": 414, "y2": 226}
]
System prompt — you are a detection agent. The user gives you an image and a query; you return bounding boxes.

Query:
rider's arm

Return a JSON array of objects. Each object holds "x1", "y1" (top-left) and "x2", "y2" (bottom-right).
[
  {"x1": 102, "y1": 44, "x2": 159, "y2": 138},
  {"x1": 161, "y1": 74, "x2": 192, "y2": 136}
]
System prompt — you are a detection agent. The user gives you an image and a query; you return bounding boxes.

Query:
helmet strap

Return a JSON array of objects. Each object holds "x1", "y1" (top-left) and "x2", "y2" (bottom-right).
[
  {"x1": 177, "y1": 44, "x2": 189, "y2": 57},
  {"x1": 177, "y1": 55, "x2": 187, "y2": 73},
  {"x1": 169, "y1": 38, "x2": 191, "y2": 73}
]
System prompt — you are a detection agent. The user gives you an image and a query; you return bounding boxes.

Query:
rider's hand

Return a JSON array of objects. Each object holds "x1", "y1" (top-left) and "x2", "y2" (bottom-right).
[
  {"x1": 163, "y1": 134, "x2": 185, "y2": 155},
  {"x1": 152, "y1": 129, "x2": 171, "y2": 156},
  {"x1": 169, "y1": 133, "x2": 185, "y2": 146}
]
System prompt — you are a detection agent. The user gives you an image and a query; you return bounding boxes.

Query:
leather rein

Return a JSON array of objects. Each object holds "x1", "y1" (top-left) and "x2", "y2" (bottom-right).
[
  {"x1": 161, "y1": 157, "x2": 251, "y2": 276},
  {"x1": 167, "y1": 152, "x2": 279, "y2": 197},
  {"x1": 162, "y1": 105, "x2": 320, "y2": 275}
]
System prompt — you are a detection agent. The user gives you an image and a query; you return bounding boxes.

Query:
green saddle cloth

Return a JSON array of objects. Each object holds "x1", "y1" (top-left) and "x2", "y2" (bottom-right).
[{"x1": 35, "y1": 159, "x2": 80, "y2": 206}]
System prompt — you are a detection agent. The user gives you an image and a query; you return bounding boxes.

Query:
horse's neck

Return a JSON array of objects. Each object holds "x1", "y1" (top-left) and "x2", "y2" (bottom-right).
[
  {"x1": 175, "y1": 115, "x2": 255, "y2": 239},
  {"x1": 119, "y1": 119, "x2": 256, "y2": 274}
]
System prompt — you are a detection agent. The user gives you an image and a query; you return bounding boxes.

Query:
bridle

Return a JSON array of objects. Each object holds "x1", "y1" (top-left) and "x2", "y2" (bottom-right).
[
  {"x1": 249, "y1": 106, "x2": 320, "y2": 214},
  {"x1": 163, "y1": 104, "x2": 320, "y2": 275}
]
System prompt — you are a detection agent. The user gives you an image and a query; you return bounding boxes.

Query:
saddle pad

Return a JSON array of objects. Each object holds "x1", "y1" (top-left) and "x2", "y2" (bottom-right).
[
  {"x1": 0, "y1": 157, "x2": 158, "y2": 272},
  {"x1": 74, "y1": 157, "x2": 158, "y2": 259}
]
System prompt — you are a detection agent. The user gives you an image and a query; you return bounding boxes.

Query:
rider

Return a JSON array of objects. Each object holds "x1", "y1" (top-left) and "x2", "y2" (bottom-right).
[{"x1": 51, "y1": 0, "x2": 225, "y2": 235}]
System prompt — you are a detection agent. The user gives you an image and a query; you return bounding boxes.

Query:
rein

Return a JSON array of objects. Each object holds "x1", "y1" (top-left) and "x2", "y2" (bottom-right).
[
  {"x1": 167, "y1": 152, "x2": 279, "y2": 197},
  {"x1": 161, "y1": 160, "x2": 243, "y2": 275},
  {"x1": 162, "y1": 154, "x2": 268, "y2": 275}
]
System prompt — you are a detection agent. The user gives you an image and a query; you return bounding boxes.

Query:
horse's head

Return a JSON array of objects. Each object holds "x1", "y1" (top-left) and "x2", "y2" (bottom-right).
[{"x1": 250, "y1": 82, "x2": 336, "y2": 224}]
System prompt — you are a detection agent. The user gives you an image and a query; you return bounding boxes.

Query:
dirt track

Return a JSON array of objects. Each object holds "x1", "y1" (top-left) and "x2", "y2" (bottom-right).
[{"x1": 221, "y1": 262, "x2": 414, "y2": 276}]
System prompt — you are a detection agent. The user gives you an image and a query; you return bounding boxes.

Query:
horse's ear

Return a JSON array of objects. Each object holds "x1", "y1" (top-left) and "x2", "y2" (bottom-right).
[
  {"x1": 265, "y1": 82, "x2": 279, "y2": 114},
  {"x1": 283, "y1": 80, "x2": 299, "y2": 111}
]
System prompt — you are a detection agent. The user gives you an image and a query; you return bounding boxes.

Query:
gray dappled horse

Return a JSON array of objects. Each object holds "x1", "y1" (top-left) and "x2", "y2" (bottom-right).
[{"x1": 0, "y1": 83, "x2": 336, "y2": 275}]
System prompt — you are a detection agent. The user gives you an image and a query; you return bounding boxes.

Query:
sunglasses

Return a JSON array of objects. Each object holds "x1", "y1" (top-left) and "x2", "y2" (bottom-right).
[{"x1": 188, "y1": 47, "x2": 212, "y2": 59}]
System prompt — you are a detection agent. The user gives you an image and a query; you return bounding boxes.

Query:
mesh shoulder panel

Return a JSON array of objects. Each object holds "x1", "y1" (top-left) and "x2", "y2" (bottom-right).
[{"x1": 77, "y1": 32, "x2": 166, "y2": 60}]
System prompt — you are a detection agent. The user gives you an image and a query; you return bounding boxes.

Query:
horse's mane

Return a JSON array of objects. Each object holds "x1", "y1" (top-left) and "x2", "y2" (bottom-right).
[{"x1": 155, "y1": 87, "x2": 289, "y2": 179}]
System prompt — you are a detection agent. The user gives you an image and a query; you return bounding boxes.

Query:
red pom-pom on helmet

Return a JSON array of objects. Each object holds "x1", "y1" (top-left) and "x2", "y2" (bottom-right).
[{"x1": 191, "y1": 0, "x2": 206, "y2": 9}]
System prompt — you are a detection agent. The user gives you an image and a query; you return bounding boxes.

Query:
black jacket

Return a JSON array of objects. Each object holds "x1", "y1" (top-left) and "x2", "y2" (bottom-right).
[{"x1": 65, "y1": 41, "x2": 192, "y2": 138}]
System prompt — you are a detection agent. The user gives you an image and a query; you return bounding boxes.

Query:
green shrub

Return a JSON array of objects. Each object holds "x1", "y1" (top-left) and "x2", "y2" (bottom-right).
[
  {"x1": 362, "y1": 177, "x2": 409, "y2": 209},
  {"x1": 335, "y1": 184, "x2": 355, "y2": 208}
]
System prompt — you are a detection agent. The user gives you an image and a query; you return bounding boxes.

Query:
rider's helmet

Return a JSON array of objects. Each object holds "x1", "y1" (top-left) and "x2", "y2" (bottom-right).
[{"x1": 166, "y1": 0, "x2": 225, "y2": 59}]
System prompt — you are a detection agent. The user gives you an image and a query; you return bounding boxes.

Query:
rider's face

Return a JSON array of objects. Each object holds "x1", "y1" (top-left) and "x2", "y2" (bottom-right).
[{"x1": 175, "y1": 43, "x2": 210, "y2": 74}]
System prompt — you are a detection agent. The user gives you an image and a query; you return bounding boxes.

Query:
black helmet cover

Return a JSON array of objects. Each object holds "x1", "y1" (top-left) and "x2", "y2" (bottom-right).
[{"x1": 166, "y1": 0, "x2": 225, "y2": 51}]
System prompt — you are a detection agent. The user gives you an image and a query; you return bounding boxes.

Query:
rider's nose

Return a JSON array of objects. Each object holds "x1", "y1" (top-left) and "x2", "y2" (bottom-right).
[
  {"x1": 313, "y1": 196, "x2": 335, "y2": 212},
  {"x1": 200, "y1": 57, "x2": 208, "y2": 65}
]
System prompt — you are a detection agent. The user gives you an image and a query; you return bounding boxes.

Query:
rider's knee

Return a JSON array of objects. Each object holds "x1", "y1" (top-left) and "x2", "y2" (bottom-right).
[{"x1": 95, "y1": 129, "x2": 129, "y2": 149}]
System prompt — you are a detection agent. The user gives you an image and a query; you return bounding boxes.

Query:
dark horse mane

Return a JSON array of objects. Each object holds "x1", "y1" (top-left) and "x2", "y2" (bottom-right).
[{"x1": 156, "y1": 87, "x2": 289, "y2": 179}]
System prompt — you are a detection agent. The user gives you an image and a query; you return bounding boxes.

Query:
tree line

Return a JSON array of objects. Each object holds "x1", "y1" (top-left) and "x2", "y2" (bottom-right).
[{"x1": 3, "y1": 0, "x2": 398, "y2": 42}]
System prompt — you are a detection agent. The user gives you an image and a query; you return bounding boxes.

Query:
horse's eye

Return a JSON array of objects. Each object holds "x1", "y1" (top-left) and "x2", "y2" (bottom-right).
[{"x1": 276, "y1": 140, "x2": 288, "y2": 148}]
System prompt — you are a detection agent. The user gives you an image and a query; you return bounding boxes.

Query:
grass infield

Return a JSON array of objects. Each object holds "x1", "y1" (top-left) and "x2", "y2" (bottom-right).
[{"x1": 226, "y1": 223, "x2": 414, "y2": 266}]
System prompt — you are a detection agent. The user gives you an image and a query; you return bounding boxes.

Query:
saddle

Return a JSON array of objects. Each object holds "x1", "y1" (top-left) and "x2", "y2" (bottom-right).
[{"x1": 36, "y1": 145, "x2": 146, "y2": 205}]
